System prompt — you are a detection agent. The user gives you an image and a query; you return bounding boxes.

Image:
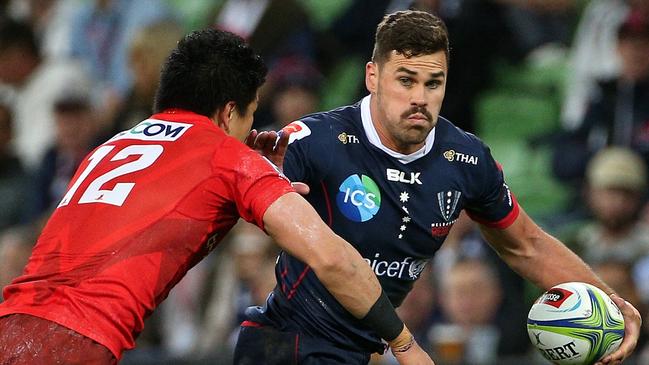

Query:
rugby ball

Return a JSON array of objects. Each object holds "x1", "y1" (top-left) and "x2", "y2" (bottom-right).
[{"x1": 527, "y1": 282, "x2": 624, "y2": 364}]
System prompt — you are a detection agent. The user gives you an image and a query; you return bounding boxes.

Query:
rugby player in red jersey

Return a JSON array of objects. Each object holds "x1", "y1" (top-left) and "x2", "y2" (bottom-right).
[{"x1": 0, "y1": 28, "x2": 432, "y2": 365}]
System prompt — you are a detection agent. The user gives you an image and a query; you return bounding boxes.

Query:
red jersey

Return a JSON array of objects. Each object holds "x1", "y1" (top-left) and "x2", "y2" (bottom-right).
[{"x1": 0, "y1": 110, "x2": 293, "y2": 359}]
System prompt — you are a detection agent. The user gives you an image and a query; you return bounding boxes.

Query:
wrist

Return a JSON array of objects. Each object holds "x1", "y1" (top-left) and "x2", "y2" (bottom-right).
[
  {"x1": 389, "y1": 326, "x2": 415, "y2": 353},
  {"x1": 361, "y1": 289, "x2": 404, "y2": 341}
]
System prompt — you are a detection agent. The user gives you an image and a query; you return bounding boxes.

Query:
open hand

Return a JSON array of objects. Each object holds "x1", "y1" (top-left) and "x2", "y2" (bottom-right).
[{"x1": 595, "y1": 294, "x2": 642, "y2": 365}]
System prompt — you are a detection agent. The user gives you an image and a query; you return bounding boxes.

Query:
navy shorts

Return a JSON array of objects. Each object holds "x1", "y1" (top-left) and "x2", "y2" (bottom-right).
[{"x1": 233, "y1": 321, "x2": 372, "y2": 365}]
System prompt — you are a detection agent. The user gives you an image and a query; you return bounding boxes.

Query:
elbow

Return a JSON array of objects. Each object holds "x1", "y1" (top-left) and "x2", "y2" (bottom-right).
[
  {"x1": 309, "y1": 246, "x2": 356, "y2": 280},
  {"x1": 494, "y1": 228, "x2": 546, "y2": 265}
]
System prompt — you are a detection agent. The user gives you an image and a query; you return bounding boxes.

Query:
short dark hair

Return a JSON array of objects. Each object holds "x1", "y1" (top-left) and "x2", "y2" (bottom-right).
[
  {"x1": 0, "y1": 19, "x2": 39, "y2": 58},
  {"x1": 371, "y1": 10, "x2": 449, "y2": 66},
  {"x1": 154, "y1": 28, "x2": 267, "y2": 117}
]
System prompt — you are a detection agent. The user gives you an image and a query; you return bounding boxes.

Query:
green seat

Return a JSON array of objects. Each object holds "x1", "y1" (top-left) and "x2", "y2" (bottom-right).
[
  {"x1": 299, "y1": 0, "x2": 352, "y2": 30},
  {"x1": 319, "y1": 56, "x2": 365, "y2": 111},
  {"x1": 476, "y1": 91, "x2": 559, "y2": 142},
  {"x1": 487, "y1": 139, "x2": 569, "y2": 220}
]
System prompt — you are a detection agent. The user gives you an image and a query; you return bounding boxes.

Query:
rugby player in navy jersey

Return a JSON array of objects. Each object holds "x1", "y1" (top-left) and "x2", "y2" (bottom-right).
[{"x1": 234, "y1": 10, "x2": 641, "y2": 365}]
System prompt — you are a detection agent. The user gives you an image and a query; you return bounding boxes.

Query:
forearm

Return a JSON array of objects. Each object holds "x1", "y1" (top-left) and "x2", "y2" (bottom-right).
[
  {"x1": 263, "y1": 193, "x2": 405, "y2": 339},
  {"x1": 481, "y1": 211, "x2": 612, "y2": 293},
  {"x1": 502, "y1": 232, "x2": 612, "y2": 293}
]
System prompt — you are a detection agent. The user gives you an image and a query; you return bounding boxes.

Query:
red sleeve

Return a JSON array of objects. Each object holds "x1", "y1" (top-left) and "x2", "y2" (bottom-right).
[
  {"x1": 228, "y1": 143, "x2": 295, "y2": 229},
  {"x1": 467, "y1": 193, "x2": 520, "y2": 229}
]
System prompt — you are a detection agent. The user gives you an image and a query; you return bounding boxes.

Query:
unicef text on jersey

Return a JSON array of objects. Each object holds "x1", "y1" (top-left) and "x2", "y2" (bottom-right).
[{"x1": 110, "y1": 119, "x2": 193, "y2": 142}]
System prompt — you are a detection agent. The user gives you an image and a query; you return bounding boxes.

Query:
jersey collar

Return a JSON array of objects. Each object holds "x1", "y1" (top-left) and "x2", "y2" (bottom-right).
[{"x1": 360, "y1": 95, "x2": 435, "y2": 164}]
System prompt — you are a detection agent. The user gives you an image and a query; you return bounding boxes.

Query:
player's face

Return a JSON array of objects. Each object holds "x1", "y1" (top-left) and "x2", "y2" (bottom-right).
[
  {"x1": 366, "y1": 50, "x2": 447, "y2": 154},
  {"x1": 229, "y1": 94, "x2": 260, "y2": 142}
]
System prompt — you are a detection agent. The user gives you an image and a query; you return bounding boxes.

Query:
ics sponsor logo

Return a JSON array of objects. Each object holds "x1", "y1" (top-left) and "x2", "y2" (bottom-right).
[
  {"x1": 337, "y1": 174, "x2": 381, "y2": 222},
  {"x1": 539, "y1": 288, "x2": 574, "y2": 308},
  {"x1": 110, "y1": 119, "x2": 192, "y2": 142}
]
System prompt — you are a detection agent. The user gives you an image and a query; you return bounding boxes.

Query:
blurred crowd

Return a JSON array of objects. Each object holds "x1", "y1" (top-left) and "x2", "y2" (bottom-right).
[{"x1": 1, "y1": 0, "x2": 649, "y2": 364}]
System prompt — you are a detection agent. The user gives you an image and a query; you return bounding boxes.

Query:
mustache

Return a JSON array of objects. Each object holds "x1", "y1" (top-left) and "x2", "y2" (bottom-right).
[{"x1": 401, "y1": 106, "x2": 433, "y2": 121}]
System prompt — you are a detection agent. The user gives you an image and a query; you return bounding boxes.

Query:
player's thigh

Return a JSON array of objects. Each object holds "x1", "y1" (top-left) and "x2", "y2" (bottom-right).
[
  {"x1": 298, "y1": 334, "x2": 372, "y2": 365},
  {"x1": 234, "y1": 324, "x2": 299, "y2": 365},
  {"x1": 0, "y1": 314, "x2": 116, "y2": 365}
]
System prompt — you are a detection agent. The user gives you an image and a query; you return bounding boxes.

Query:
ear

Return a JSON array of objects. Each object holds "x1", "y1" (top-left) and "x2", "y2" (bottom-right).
[
  {"x1": 213, "y1": 101, "x2": 237, "y2": 134},
  {"x1": 365, "y1": 61, "x2": 378, "y2": 94}
]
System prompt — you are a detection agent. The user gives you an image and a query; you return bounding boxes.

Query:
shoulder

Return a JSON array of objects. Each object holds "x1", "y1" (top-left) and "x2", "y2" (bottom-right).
[
  {"x1": 283, "y1": 102, "x2": 361, "y2": 144},
  {"x1": 435, "y1": 116, "x2": 492, "y2": 162}
]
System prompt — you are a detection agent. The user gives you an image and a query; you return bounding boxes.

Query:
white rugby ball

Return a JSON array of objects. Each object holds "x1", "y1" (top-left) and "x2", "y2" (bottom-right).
[{"x1": 527, "y1": 282, "x2": 624, "y2": 364}]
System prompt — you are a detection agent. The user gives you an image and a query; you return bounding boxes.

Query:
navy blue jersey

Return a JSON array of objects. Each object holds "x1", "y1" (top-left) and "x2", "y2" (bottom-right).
[{"x1": 247, "y1": 96, "x2": 519, "y2": 353}]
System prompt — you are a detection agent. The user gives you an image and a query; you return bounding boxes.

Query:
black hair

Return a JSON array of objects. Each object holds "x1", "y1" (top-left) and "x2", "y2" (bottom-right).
[
  {"x1": 0, "y1": 19, "x2": 39, "y2": 58},
  {"x1": 154, "y1": 28, "x2": 267, "y2": 117},
  {"x1": 372, "y1": 10, "x2": 449, "y2": 65}
]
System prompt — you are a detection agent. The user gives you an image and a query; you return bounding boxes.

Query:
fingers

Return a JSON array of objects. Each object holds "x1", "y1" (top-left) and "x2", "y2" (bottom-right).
[
  {"x1": 274, "y1": 130, "x2": 289, "y2": 160},
  {"x1": 253, "y1": 131, "x2": 278, "y2": 154},
  {"x1": 598, "y1": 294, "x2": 642, "y2": 364},
  {"x1": 291, "y1": 182, "x2": 310, "y2": 195},
  {"x1": 244, "y1": 129, "x2": 258, "y2": 148}
]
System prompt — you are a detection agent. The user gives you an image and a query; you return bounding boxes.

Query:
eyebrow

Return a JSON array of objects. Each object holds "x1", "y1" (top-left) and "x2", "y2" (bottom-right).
[{"x1": 396, "y1": 67, "x2": 445, "y2": 79}]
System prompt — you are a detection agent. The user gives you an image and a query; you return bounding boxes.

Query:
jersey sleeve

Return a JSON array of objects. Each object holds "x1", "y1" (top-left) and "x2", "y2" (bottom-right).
[
  {"x1": 464, "y1": 141, "x2": 520, "y2": 229},
  {"x1": 281, "y1": 119, "x2": 333, "y2": 184},
  {"x1": 226, "y1": 141, "x2": 295, "y2": 229}
]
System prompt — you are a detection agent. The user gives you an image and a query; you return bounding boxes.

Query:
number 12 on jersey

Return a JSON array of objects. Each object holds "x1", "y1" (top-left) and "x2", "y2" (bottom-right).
[{"x1": 58, "y1": 144, "x2": 163, "y2": 207}]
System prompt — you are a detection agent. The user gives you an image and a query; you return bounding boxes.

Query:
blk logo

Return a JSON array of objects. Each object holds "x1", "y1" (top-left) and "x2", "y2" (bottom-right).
[
  {"x1": 337, "y1": 174, "x2": 381, "y2": 222},
  {"x1": 386, "y1": 168, "x2": 422, "y2": 185}
]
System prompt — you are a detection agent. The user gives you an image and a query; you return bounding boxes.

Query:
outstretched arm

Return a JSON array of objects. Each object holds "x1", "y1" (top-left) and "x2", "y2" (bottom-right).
[
  {"x1": 479, "y1": 208, "x2": 641, "y2": 365},
  {"x1": 263, "y1": 192, "x2": 433, "y2": 364}
]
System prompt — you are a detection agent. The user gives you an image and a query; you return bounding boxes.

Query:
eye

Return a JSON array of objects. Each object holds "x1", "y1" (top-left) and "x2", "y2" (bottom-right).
[
  {"x1": 426, "y1": 80, "x2": 442, "y2": 89},
  {"x1": 399, "y1": 77, "x2": 413, "y2": 86}
]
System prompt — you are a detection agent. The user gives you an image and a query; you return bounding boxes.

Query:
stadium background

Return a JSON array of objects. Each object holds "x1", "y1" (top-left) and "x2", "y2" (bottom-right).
[{"x1": 0, "y1": 0, "x2": 648, "y2": 364}]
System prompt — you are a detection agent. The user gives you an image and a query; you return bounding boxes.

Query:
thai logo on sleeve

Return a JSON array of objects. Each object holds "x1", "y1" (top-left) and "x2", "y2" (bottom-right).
[{"x1": 337, "y1": 174, "x2": 381, "y2": 222}]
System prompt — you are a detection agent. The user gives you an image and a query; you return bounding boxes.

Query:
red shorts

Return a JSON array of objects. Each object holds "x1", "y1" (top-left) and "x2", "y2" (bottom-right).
[{"x1": 0, "y1": 314, "x2": 117, "y2": 365}]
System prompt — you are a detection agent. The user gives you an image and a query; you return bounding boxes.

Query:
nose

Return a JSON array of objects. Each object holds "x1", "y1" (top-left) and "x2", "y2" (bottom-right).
[{"x1": 410, "y1": 85, "x2": 427, "y2": 107}]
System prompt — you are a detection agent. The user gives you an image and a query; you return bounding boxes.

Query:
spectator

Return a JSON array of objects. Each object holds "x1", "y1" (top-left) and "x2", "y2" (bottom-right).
[
  {"x1": 0, "y1": 18, "x2": 91, "y2": 169},
  {"x1": 0, "y1": 101, "x2": 29, "y2": 230},
  {"x1": 211, "y1": 0, "x2": 317, "y2": 67},
  {"x1": 432, "y1": 258, "x2": 503, "y2": 365},
  {"x1": 105, "y1": 19, "x2": 184, "y2": 138},
  {"x1": 253, "y1": 56, "x2": 323, "y2": 130},
  {"x1": 552, "y1": 9, "x2": 649, "y2": 189},
  {"x1": 0, "y1": 225, "x2": 36, "y2": 297},
  {"x1": 67, "y1": 0, "x2": 173, "y2": 127},
  {"x1": 6, "y1": 0, "x2": 78, "y2": 60},
  {"x1": 571, "y1": 147, "x2": 649, "y2": 265},
  {"x1": 29, "y1": 93, "x2": 100, "y2": 221},
  {"x1": 561, "y1": 0, "x2": 631, "y2": 130},
  {"x1": 592, "y1": 260, "x2": 647, "y2": 363}
]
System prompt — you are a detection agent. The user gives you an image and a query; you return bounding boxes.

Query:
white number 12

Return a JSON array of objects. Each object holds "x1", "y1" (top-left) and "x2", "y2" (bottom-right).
[{"x1": 58, "y1": 144, "x2": 164, "y2": 207}]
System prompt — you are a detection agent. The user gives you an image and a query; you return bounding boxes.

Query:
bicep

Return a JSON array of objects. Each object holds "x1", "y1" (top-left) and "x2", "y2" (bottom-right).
[
  {"x1": 478, "y1": 208, "x2": 542, "y2": 259},
  {"x1": 262, "y1": 192, "x2": 339, "y2": 264}
]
